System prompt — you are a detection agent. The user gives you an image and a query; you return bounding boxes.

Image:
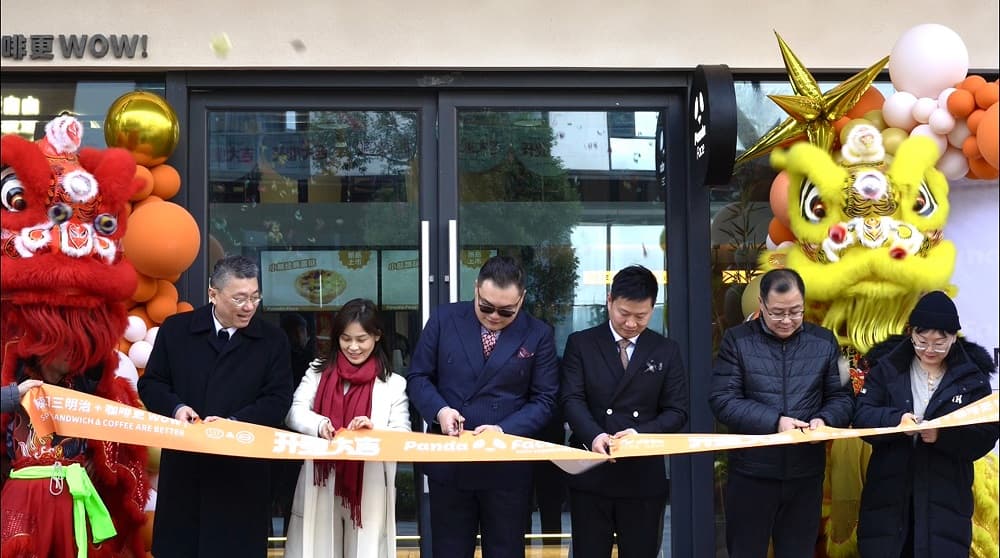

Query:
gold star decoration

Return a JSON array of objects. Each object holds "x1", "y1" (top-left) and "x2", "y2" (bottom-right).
[{"x1": 736, "y1": 32, "x2": 889, "y2": 165}]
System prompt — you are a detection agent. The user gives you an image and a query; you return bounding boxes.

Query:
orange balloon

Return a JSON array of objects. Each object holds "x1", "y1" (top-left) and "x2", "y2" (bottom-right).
[
  {"x1": 128, "y1": 307, "x2": 155, "y2": 329},
  {"x1": 208, "y1": 235, "x2": 225, "y2": 271},
  {"x1": 946, "y1": 89, "x2": 976, "y2": 119},
  {"x1": 768, "y1": 217, "x2": 796, "y2": 245},
  {"x1": 833, "y1": 116, "x2": 851, "y2": 136},
  {"x1": 769, "y1": 172, "x2": 791, "y2": 228},
  {"x1": 146, "y1": 292, "x2": 178, "y2": 325},
  {"x1": 130, "y1": 166, "x2": 155, "y2": 202},
  {"x1": 132, "y1": 273, "x2": 158, "y2": 303},
  {"x1": 150, "y1": 164, "x2": 182, "y2": 200},
  {"x1": 133, "y1": 195, "x2": 164, "y2": 211},
  {"x1": 962, "y1": 135, "x2": 981, "y2": 159},
  {"x1": 176, "y1": 301, "x2": 195, "y2": 313},
  {"x1": 845, "y1": 86, "x2": 885, "y2": 119},
  {"x1": 969, "y1": 156, "x2": 999, "y2": 179},
  {"x1": 958, "y1": 75, "x2": 988, "y2": 93},
  {"x1": 974, "y1": 82, "x2": 999, "y2": 110},
  {"x1": 976, "y1": 102, "x2": 999, "y2": 169},
  {"x1": 117, "y1": 339, "x2": 133, "y2": 354},
  {"x1": 967, "y1": 109, "x2": 985, "y2": 134},
  {"x1": 155, "y1": 280, "x2": 179, "y2": 303},
  {"x1": 123, "y1": 202, "x2": 201, "y2": 279}
]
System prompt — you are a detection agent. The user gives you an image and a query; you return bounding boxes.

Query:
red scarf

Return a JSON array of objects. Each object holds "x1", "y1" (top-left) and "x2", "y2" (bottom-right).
[{"x1": 312, "y1": 351, "x2": 377, "y2": 527}]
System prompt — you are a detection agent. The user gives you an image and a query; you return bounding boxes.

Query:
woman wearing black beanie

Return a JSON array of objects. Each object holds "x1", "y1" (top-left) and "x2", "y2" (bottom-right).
[{"x1": 853, "y1": 291, "x2": 999, "y2": 557}]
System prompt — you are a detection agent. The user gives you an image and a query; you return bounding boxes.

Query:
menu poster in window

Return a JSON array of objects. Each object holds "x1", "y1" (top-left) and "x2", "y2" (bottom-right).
[
  {"x1": 261, "y1": 250, "x2": 376, "y2": 311},
  {"x1": 381, "y1": 250, "x2": 419, "y2": 310},
  {"x1": 458, "y1": 249, "x2": 498, "y2": 301}
]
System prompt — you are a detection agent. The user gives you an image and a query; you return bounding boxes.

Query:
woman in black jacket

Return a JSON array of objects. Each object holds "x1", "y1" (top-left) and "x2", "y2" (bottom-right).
[{"x1": 853, "y1": 291, "x2": 998, "y2": 557}]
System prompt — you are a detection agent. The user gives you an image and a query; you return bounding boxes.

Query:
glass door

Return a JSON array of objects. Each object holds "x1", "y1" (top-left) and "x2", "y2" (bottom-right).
[
  {"x1": 439, "y1": 92, "x2": 678, "y2": 555},
  {"x1": 190, "y1": 92, "x2": 437, "y2": 553}
]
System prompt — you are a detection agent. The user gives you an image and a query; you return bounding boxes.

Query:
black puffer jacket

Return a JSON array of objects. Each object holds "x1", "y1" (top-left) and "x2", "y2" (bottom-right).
[
  {"x1": 710, "y1": 319, "x2": 854, "y2": 479},
  {"x1": 854, "y1": 335, "x2": 999, "y2": 558}
]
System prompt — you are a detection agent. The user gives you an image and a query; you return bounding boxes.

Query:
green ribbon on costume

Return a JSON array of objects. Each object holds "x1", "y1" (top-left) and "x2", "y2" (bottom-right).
[{"x1": 10, "y1": 462, "x2": 117, "y2": 558}]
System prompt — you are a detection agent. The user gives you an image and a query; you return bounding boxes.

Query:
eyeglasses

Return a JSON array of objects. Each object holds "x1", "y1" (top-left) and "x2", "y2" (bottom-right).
[
  {"x1": 477, "y1": 290, "x2": 523, "y2": 318},
  {"x1": 761, "y1": 302, "x2": 804, "y2": 322},
  {"x1": 911, "y1": 338, "x2": 951, "y2": 354},
  {"x1": 213, "y1": 289, "x2": 263, "y2": 307}
]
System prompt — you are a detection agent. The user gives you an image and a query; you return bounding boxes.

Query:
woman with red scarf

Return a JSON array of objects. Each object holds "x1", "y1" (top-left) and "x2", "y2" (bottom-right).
[{"x1": 284, "y1": 298, "x2": 410, "y2": 558}]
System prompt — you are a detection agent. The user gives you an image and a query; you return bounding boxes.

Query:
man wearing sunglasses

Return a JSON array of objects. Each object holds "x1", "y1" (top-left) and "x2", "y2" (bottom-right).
[
  {"x1": 709, "y1": 268, "x2": 853, "y2": 558},
  {"x1": 407, "y1": 255, "x2": 559, "y2": 558},
  {"x1": 560, "y1": 265, "x2": 689, "y2": 557}
]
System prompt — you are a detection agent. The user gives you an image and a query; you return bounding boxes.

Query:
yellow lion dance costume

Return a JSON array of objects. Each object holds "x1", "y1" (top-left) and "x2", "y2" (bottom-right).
[{"x1": 762, "y1": 128, "x2": 999, "y2": 557}]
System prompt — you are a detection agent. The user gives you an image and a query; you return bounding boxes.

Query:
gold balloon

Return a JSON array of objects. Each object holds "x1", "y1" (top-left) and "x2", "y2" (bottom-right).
[{"x1": 105, "y1": 91, "x2": 179, "y2": 167}]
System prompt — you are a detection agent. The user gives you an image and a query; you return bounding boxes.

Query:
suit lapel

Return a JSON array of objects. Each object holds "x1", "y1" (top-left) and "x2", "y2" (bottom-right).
[
  {"x1": 455, "y1": 303, "x2": 486, "y2": 377},
  {"x1": 610, "y1": 329, "x2": 654, "y2": 402},
  {"x1": 470, "y1": 312, "x2": 528, "y2": 395},
  {"x1": 595, "y1": 326, "x2": 624, "y2": 383}
]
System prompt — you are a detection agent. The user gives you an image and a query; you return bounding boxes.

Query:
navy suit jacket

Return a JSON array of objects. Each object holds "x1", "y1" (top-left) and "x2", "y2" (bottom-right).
[
  {"x1": 560, "y1": 323, "x2": 689, "y2": 498},
  {"x1": 406, "y1": 301, "x2": 559, "y2": 489}
]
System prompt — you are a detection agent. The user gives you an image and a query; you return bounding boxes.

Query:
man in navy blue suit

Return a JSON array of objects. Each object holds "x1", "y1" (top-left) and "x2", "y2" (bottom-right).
[
  {"x1": 406, "y1": 255, "x2": 559, "y2": 558},
  {"x1": 561, "y1": 265, "x2": 689, "y2": 558}
]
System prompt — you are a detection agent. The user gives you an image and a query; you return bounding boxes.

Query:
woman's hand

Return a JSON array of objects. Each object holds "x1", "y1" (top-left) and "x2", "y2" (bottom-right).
[
  {"x1": 347, "y1": 416, "x2": 372, "y2": 430},
  {"x1": 318, "y1": 419, "x2": 336, "y2": 440}
]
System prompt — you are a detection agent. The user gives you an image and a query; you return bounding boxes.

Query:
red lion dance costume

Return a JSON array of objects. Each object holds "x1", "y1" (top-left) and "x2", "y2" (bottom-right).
[{"x1": 1, "y1": 116, "x2": 149, "y2": 557}]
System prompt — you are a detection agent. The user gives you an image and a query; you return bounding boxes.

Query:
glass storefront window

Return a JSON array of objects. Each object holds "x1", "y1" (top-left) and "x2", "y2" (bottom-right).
[
  {"x1": 456, "y1": 108, "x2": 671, "y2": 551},
  {"x1": 0, "y1": 80, "x2": 165, "y2": 145},
  {"x1": 206, "y1": 108, "x2": 423, "y2": 547}
]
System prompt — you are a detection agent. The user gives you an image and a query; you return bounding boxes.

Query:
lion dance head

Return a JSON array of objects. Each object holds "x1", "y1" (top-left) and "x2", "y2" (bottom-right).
[
  {"x1": 1, "y1": 115, "x2": 140, "y2": 376},
  {"x1": 765, "y1": 130, "x2": 955, "y2": 355}
]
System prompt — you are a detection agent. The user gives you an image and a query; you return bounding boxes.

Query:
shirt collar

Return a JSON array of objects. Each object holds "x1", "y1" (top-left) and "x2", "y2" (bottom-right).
[{"x1": 608, "y1": 322, "x2": 639, "y2": 344}]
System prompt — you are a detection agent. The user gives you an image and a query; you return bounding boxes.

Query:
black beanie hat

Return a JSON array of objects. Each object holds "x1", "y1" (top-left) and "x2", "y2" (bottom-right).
[{"x1": 909, "y1": 291, "x2": 961, "y2": 333}]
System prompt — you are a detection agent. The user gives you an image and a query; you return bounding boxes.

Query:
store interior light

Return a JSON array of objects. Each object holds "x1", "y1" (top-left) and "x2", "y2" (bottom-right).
[
  {"x1": 20, "y1": 96, "x2": 40, "y2": 116},
  {"x1": 2, "y1": 95, "x2": 20, "y2": 116},
  {"x1": 0, "y1": 120, "x2": 19, "y2": 134}
]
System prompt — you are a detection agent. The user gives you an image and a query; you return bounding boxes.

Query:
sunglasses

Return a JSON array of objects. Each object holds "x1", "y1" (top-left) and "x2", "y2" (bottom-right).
[{"x1": 477, "y1": 290, "x2": 522, "y2": 318}]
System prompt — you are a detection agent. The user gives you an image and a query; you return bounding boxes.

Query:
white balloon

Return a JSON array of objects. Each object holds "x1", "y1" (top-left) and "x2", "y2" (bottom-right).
[
  {"x1": 937, "y1": 147, "x2": 970, "y2": 180},
  {"x1": 912, "y1": 97, "x2": 938, "y2": 124},
  {"x1": 129, "y1": 340, "x2": 154, "y2": 369},
  {"x1": 889, "y1": 24, "x2": 969, "y2": 99},
  {"x1": 882, "y1": 92, "x2": 918, "y2": 131},
  {"x1": 765, "y1": 235, "x2": 778, "y2": 251},
  {"x1": 123, "y1": 315, "x2": 147, "y2": 343},
  {"x1": 776, "y1": 241, "x2": 797, "y2": 250},
  {"x1": 937, "y1": 87, "x2": 957, "y2": 107},
  {"x1": 948, "y1": 120, "x2": 971, "y2": 148},
  {"x1": 144, "y1": 326, "x2": 160, "y2": 346},
  {"x1": 115, "y1": 350, "x2": 139, "y2": 388},
  {"x1": 909, "y1": 125, "x2": 948, "y2": 156},
  {"x1": 928, "y1": 108, "x2": 956, "y2": 135}
]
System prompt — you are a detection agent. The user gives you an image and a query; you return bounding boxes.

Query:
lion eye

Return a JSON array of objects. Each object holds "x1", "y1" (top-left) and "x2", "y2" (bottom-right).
[
  {"x1": 913, "y1": 181, "x2": 938, "y2": 217},
  {"x1": 94, "y1": 213, "x2": 118, "y2": 234},
  {"x1": 799, "y1": 180, "x2": 827, "y2": 223},
  {"x1": 1, "y1": 168, "x2": 27, "y2": 212}
]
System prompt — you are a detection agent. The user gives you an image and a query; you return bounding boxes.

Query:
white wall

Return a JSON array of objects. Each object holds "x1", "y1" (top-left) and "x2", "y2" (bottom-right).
[{"x1": 1, "y1": 0, "x2": 998, "y2": 70}]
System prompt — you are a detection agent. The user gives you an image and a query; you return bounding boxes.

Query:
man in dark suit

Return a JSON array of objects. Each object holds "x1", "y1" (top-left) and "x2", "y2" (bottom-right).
[
  {"x1": 138, "y1": 255, "x2": 293, "y2": 558},
  {"x1": 406, "y1": 255, "x2": 559, "y2": 558},
  {"x1": 561, "y1": 265, "x2": 689, "y2": 558}
]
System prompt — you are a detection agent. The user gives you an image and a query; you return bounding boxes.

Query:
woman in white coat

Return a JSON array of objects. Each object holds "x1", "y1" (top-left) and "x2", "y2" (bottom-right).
[{"x1": 284, "y1": 298, "x2": 410, "y2": 558}]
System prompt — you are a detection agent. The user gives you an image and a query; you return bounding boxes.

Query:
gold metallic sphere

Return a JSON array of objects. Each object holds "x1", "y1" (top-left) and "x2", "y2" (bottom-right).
[{"x1": 105, "y1": 91, "x2": 180, "y2": 167}]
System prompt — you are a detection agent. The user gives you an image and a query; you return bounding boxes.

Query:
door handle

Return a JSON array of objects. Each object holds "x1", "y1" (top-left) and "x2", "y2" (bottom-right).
[
  {"x1": 447, "y1": 218, "x2": 458, "y2": 303},
  {"x1": 420, "y1": 220, "x2": 431, "y2": 327}
]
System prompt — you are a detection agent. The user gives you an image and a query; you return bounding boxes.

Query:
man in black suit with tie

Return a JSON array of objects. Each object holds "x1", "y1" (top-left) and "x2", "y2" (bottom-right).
[{"x1": 560, "y1": 265, "x2": 689, "y2": 558}]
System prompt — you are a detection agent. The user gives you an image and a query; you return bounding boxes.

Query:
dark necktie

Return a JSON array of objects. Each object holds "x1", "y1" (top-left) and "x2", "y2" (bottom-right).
[
  {"x1": 218, "y1": 329, "x2": 230, "y2": 343},
  {"x1": 618, "y1": 338, "x2": 631, "y2": 370},
  {"x1": 482, "y1": 329, "x2": 498, "y2": 358}
]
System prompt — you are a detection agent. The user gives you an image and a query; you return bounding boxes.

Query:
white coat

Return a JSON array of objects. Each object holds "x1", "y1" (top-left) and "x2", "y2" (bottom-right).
[{"x1": 284, "y1": 361, "x2": 410, "y2": 558}]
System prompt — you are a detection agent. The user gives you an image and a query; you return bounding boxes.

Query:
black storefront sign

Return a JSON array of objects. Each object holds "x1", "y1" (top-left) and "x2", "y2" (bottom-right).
[
  {"x1": 1, "y1": 34, "x2": 148, "y2": 61},
  {"x1": 689, "y1": 64, "x2": 737, "y2": 186}
]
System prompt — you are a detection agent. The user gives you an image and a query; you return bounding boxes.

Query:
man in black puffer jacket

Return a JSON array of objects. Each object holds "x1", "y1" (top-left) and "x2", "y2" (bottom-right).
[{"x1": 710, "y1": 268, "x2": 854, "y2": 558}]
